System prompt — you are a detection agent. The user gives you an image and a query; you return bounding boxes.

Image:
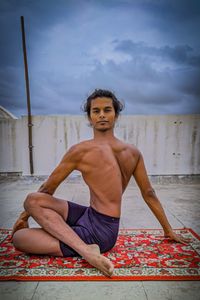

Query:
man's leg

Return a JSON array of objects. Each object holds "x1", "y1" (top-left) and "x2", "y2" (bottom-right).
[
  {"x1": 13, "y1": 192, "x2": 114, "y2": 277},
  {"x1": 13, "y1": 228, "x2": 63, "y2": 256}
]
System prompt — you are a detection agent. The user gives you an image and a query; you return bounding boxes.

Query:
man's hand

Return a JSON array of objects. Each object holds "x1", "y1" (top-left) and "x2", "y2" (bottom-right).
[
  {"x1": 164, "y1": 230, "x2": 190, "y2": 245},
  {"x1": 11, "y1": 211, "x2": 29, "y2": 240}
]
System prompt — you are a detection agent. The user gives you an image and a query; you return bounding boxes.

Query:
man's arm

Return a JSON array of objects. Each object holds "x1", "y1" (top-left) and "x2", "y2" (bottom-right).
[
  {"x1": 133, "y1": 152, "x2": 188, "y2": 244},
  {"x1": 12, "y1": 145, "x2": 80, "y2": 236},
  {"x1": 37, "y1": 145, "x2": 78, "y2": 195}
]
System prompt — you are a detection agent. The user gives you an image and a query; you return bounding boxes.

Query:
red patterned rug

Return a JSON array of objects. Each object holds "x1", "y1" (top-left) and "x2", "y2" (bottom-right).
[{"x1": 0, "y1": 228, "x2": 200, "y2": 281}]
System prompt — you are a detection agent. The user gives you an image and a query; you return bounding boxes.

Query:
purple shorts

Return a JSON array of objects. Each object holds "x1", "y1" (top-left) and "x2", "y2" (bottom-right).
[{"x1": 59, "y1": 201, "x2": 120, "y2": 257}]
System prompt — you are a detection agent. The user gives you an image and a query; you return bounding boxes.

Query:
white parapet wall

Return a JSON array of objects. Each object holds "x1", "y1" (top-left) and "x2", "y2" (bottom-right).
[
  {"x1": 0, "y1": 118, "x2": 22, "y2": 173},
  {"x1": 0, "y1": 114, "x2": 200, "y2": 176}
]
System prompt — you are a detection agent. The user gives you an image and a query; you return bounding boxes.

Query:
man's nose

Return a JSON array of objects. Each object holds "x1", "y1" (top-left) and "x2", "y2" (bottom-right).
[{"x1": 99, "y1": 111, "x2": 105, "y2": 118}]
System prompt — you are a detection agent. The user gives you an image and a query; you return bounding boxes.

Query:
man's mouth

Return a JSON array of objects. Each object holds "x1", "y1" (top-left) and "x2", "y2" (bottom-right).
[{"x1": 97, "y1": 121, "x2": 108, "y2": 123}]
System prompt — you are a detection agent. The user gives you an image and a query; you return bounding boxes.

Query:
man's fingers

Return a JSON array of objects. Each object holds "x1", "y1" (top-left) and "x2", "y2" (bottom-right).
[
  {"x1": 177, "y1": 238, "x2": 187, "y2": 245},
  {"x1": 180, "y1": 238, "x2": 190, "y2": 244},
  {"x1": 174, "y1": 235, "x2": 190, "y2": 244},
  {"x1": 176, "y1": 235, "x2": 190, "y2": 243},
  {"x1": 165, "y1": 233, "x2": 190, "y2": 245}
]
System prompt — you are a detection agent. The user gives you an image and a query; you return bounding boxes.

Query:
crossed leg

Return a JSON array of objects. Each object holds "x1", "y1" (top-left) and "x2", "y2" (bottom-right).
[
  {"x1": 12, "y1": 228, "x2": 63, "y2": 256},
  {"x1": 12, "y1": 192, "x2": 114, "y2": 277}
]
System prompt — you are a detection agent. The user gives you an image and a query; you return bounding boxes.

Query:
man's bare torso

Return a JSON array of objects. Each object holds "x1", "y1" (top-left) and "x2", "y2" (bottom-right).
[{"x1": 75, "y1": 138, "x2": 140, "y2": 217}]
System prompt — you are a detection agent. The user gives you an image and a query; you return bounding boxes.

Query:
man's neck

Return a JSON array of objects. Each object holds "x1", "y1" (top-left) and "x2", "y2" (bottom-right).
[{"x1": 93, "y1": 128, "x2": 116, "y2": 142}]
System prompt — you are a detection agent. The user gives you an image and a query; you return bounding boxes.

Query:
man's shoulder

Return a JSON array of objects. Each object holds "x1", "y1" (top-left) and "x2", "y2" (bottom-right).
[
  {"x1": 117, "y1": 140, "x2": 140, "y2": 156},
  {"x1": 128, "y1": 143, "x2": 140, "y2": 154},
  {"x1": 67, "y1": 140, "x2": 93, "y2": 155},
  {"x1": 61, "y1": 140, "x2": 92, "y2": 164}
]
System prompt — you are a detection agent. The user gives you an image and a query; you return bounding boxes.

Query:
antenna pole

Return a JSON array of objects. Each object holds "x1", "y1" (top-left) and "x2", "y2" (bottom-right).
[{"x1": 20, "y1": 16, "x2": 34, "y2": 175}]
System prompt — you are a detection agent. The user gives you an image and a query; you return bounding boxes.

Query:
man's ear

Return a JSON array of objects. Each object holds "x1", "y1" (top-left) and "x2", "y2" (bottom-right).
[
  {"x1": 88, "y1": 116, "x2": 93, "y2": 126},
  {"x1": 114, "y1": 114, "x2": 120, "y2": 127}
]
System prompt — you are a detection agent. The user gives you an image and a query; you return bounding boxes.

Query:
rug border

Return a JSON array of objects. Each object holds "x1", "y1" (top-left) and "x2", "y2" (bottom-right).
[
  {"x1": 0, "y1": 275, "x2": 200, "y2": 281},
  {"x1": 119, "y1": 228, "x2": 200, "y2": 239},
  {"x1": 188, "y1": 228, "x2": 200, "y2": 240},
  {"x1": 1, "y1": 228, "x2": 200, "y2": 281}
]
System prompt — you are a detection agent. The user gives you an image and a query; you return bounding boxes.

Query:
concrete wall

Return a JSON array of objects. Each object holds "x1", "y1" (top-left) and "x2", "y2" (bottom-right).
[
  {"x1": 0, "y1": 114, "x2": 200, "y2": 175},
  {"x1": 0, "y1": 119, "x2": 22, "y2": 173}
]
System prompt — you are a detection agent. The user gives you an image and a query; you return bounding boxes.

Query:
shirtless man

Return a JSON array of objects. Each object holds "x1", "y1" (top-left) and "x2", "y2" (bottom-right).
[{"x1": 12, "y1": 89, "x2": 188, "y2": 277}]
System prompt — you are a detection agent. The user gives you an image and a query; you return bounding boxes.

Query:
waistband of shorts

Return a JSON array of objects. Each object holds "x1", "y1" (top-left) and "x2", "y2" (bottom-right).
[{"x1": 90, "y1": 206, "x2": 120, "y2": 222}]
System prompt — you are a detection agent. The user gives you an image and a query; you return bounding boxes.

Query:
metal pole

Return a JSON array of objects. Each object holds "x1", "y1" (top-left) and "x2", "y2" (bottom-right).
[{"x1": 20, "y1": 16, "x2": 34, "y2": 175}]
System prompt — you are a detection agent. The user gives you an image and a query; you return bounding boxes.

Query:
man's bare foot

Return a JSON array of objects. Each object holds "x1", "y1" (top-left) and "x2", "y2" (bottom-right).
[
  {"x1": 11, "y1": 211, "x2": 30, "y2": 239},
  {"x1": 83, "y1": 244, "x2": 114, "y2": 277}
]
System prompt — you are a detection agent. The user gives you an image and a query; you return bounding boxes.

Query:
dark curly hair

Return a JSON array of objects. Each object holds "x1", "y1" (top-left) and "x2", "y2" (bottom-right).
[{"x1": 83, "y1": 89, "x2": 124, "y2": 118}]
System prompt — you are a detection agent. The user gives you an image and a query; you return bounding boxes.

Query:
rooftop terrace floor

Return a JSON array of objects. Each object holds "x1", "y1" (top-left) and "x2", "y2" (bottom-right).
[{"x1": 0, "y1": 176, "x2": 200, "y2": 300}]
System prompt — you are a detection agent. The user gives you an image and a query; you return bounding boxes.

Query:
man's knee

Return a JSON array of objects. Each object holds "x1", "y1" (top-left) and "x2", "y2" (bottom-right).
[
  {"x1": 12, "y1": 231, "x2": 20, "y2": 249},
  {"x1": 24, "y1": 192, "x2": 41, "y2": 211},
  {"x1": 12, "y1": 230, "x2": 26, "y2": 251}
]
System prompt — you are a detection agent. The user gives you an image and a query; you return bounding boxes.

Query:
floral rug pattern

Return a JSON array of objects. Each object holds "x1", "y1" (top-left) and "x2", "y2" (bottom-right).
[{"x1": 0, "y1": 228, "x2": 200, "y2": 281}]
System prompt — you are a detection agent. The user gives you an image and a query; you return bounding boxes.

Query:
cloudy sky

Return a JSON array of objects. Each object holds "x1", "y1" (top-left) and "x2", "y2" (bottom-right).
[{"x1": 0, "y1": 0, "x2": 200, "y2": 117}]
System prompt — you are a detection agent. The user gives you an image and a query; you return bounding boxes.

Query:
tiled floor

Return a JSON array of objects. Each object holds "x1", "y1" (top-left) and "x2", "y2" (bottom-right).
[{"x1": 0, "y1": 176, "x2": 200, "y2": 300}]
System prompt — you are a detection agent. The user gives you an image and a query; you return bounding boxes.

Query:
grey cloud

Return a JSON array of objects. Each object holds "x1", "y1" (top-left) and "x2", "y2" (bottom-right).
[
  {"x1": 114, "y1": 40, "x2": 200, "y2": 67},
  {"x1": 31, "y1": 49, "x2": 200, "y2": 115},
  {"x1": 77, "y1": 43, "x2": 200, "y2": 114},
  {"x1": 0, "y1": 0, "x2": 200, "y2": 117},
  {"x1": 91, "y1": 0, "x2": 200, "y2": 21},
  {"x1": 134, "y1": 0, "x2": 200, "y2": 31},
  {"x1": 171, "y1": 69, "x2": 200, "y2": 97},
  {"x1": 0, "y1": 67, "x2": 25, "y2": 109},
  {"x1": 160, "y1": 45, "x2": 200, "y2": 67}
]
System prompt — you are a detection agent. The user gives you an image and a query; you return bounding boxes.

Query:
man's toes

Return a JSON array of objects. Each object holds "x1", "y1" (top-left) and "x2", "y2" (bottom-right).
[
  {"x1": 104, "y1": 268, "x2": 113, "y2": 277},
  {"x1": 102, "y1": 259, "x2": 114, "y2": 276},
  {"x1": 109, "y1": 265, "x2": 114, "y2": 274},
  {"x1": 101, "y1": 266, "x2": 111, "y2": 277}
]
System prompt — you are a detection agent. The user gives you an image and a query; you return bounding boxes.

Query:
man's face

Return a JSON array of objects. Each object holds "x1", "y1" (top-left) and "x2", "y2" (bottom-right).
[{"x1": 89, "y1": 97, "x2": 117, "y2": 131}]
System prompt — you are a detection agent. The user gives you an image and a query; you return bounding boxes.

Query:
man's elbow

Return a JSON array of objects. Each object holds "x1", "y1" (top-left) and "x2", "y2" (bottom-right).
[
  {"x1": 38, "y1": 183, "x2": 54, "y2": 195},
  {"x1": 142, "y1": 188, "x2": 157, "y2": 202}
]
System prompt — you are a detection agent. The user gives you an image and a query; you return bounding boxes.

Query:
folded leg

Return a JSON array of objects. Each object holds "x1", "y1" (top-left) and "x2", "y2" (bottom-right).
[{"x1": 13, "y1": 228, "x2": 63, "y2": 256}]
